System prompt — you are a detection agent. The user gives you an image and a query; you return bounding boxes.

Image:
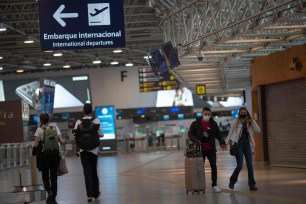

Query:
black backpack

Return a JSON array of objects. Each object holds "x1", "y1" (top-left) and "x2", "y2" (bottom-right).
[{"x1": 75, "y1": 118, "x2": 100, "y2": 150}]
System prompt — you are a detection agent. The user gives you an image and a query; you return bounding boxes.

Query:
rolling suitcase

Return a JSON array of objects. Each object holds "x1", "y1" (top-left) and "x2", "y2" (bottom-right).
[{"x1": 185, "y1": 141, "x2": 205, "y2": 194}]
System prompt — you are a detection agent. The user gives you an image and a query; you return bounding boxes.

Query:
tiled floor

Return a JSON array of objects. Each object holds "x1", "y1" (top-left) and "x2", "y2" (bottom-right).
[{"x1": 0, "y1": 150, "x2": 306, "y2": 204}]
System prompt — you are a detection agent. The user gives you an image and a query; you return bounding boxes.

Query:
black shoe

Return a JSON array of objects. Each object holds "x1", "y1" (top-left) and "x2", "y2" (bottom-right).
[
  {"x1": 87, "y1": 197, "x2": 93, "y2": 202},
  {"x1": 229, "y1": 183, "x2": 234, "y2": 189},
  {"x1": 94, "y1": 191, "x2": 101, "y2": 199},
  {"x1": 46, "y1": 193, "x2": 53, "y2": 204},
  {"x1": 250, "y1": 186, "x2": 258, "y2": 191}
]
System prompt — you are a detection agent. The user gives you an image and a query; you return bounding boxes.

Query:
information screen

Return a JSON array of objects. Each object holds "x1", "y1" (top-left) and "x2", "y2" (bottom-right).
[
  {"x1": 139, "y1": 67, "x2": 179, "y2": 92},
  {"x1": 95, "y1": 106, "x2": 116, "y2": 140}
]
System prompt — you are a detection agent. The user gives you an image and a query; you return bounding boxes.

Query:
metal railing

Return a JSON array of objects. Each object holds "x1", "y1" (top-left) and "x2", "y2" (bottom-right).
[{"x1": 0, "y1": 142, "x2": 33, "y2": 170}]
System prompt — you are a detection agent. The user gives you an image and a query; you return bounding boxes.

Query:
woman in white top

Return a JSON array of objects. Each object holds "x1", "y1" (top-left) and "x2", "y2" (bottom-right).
[
  {"x1": 34, "y1": 113, "x2": 65, "y2": 204},
  {"x1": 225, "y1": 107, "x2": 260, "y2": 191}
]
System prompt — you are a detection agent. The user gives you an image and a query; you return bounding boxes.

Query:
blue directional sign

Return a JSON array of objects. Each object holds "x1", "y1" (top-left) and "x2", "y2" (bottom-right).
[{"x1": 38, "y1": 0, "x2": 125, "y2": 51}]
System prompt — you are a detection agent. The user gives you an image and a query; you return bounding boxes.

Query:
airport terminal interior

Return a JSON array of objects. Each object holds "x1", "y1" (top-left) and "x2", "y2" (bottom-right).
[{"x1": 0, "y1": 0, "x2": 306, "y2": 204}]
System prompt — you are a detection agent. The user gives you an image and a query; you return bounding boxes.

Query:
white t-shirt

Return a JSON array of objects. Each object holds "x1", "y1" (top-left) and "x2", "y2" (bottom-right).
[
  {"x1": 34, "y1": 124, "x2": 61, "y2": 141},
  {"x1": 74, "y1": 116, "x2": 103, "y2": 155}
]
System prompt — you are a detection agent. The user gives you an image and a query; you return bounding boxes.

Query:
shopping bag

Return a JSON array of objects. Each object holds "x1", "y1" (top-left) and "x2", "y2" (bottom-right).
[{"x1": 58, "y1": 155, "x2": 68, "y2": 176}]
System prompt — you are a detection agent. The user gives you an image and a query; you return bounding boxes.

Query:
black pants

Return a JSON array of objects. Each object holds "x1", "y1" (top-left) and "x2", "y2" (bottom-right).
[
  {"x1": 42, "y1": 151, "x2": 60, "y2": 198},
  {"x1": 202, "y1": 150, "x2": 217, "y2": 187},
  {"x1": 80, "y1": 151, "x2": 100, "y2": 197}
]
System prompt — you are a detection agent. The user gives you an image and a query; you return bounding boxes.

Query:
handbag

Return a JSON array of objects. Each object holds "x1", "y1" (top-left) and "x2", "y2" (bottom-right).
[
  {"x1": 230, "y1": 142, "x2": 239, "y2": 156},
  {"x1": 58, "y1": 154, "x2": 68, "y2": 176},
  {"x1": 185, "y1": 140, "x2": 202, "y2": 158}
]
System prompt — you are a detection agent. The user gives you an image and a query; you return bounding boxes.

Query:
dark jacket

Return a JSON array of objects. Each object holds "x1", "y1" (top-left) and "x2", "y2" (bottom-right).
[{"x1": 188, "y1": 117, "x2": 225, "y2": 152}]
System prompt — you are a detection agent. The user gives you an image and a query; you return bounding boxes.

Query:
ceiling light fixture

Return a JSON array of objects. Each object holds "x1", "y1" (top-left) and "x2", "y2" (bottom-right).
[
  {"x1": 24, "y1": 36, "x2": 34, "y2": 44},
  {"x1": 16, "y1": 69, "x2": 24, "y2": 73},
  {"x1": 43, "y1": 62, "x2": 51, "y2": 66},
  {"x1": 113, "y1": 49, "x2": 122, "y2": 53},
  {"x1": 53, "y1": 52, "x2": 63, "y2": 57},
  {"x1": 0, "y1": 56, "x2": 3, "y2": 59},
  {"x1": 125, "y1": 61, "x2": 133, "y2": 66},
  {"x1": 0, "y1": 67, "x2": 3, "y2": 70},
  {"x1": 63, "y1": 64, "x2": 71, "y2": 68},
  {"x1": 92, "y1": 58, "x2": 101, "y2": 64},
  {"x1": 110, "y1": 59, "x2": 119, "y2": 65},
  {"x1": 0, "y1": 23, "x2": 6, "y2": 32},
  {"x1": 143, "y1": 55, "x2": 152, "y2": 59}
]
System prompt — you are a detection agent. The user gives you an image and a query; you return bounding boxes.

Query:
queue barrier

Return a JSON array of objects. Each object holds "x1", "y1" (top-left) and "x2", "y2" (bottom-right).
[{"x1": 0, "y1": 142, "x2": 33, "y2": 170}]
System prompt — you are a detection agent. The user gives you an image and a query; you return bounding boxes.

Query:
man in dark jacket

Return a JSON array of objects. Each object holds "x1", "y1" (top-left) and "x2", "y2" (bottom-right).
[{"x1": 188, "y1": 107, "x2": 227, "y2": 193}]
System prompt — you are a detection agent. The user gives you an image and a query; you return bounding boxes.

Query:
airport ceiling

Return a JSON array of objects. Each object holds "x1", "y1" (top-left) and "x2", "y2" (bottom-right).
[{"x1": 0, "y1": 0, "x2": 306, "y2": 97}]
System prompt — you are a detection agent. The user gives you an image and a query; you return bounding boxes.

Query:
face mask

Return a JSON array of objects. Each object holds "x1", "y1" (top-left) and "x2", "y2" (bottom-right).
[
  {"x1": 203, "y1": 116, "x2": 210, "y2": 121},
  {"x1": 240, "y1": 114, "x2": 247, "y2": 119}
]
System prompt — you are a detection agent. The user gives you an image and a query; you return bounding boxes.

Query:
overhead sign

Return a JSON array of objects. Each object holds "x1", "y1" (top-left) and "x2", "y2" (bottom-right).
[
  {"x1": 38, "y1": 0, "x2": 125, "y2": 51},
  {"x1": 196, "y1": 85, "x2": 206, "y2": 95},
  {"x1": 139, "y1": 67, "x2": 179, "y2": 92}
]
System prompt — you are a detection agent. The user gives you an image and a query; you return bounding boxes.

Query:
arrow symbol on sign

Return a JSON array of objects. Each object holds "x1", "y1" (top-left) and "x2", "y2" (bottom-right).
[{"x1": 53, "y1": 4, "x2": 78, "y2": 27}]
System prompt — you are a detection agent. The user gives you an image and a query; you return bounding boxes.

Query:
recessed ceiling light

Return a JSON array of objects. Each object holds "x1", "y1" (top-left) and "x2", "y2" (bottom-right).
[
  {"x1": 110, "y1": 59, "x2": 119, "y2": 65},
  {"x1": 63, "y1": 64, "x2": 71, "y2": 68},
  {"x1": 0, "y1": 23, "x2": 6, "y2": 32},
  {"x1": 125, "y1": 61, "x2": 133, "y2": 66},
  {"x1": 113, "y1": 49, "x2": 122, "y2": 53},
  {"x1": 143, "y1": 55, "x2": 152, "y2": 59},
  {"x1": 53, "y1": 52, "x2": 62, "y2": 57},
  {"x1": 92, "y1": 57, "x2": 101, "y2": 64},
  {"x1": 44, "y1": 50, "x2": 53, "y2": 53},
  {"x1": 43, "y1": 62, "x2": 51, "y2": 66},
  {"x1": 0, "y1": 67, "x2": 3, "y2": 70},
  {"x1": 24, "y1": 36, "x2": 34, "y2": 44},
  {"x1": 16, "y1": 69, "x2": 24, "y2": 73},
  {"x1": 0, "y1": 56, "x2": 3, "y2": 59}
]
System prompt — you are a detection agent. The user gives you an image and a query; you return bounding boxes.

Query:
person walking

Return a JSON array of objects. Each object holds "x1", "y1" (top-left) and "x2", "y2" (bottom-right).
[
  {"x1": 226, "y1": 107, "x2": 260, "y2": 191},
  {"x1": 188, "y1": 107, "x2": 227, "y2": 193},
  {"x1": 34, "y1": 113, "x2": 66, "y2": 204},
  {"x1": 74, "y1": 103, "x2": 103, "y2": 202}
]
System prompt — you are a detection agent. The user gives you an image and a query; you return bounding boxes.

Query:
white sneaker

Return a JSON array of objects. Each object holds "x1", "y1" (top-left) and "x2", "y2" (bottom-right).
[{"x1": 212, "y1": 186, "x2": 221, "y2": 193}]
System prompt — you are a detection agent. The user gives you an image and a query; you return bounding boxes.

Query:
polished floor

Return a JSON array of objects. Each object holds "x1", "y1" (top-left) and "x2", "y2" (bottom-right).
[{"x1": 0, "y1": 150, "x2": 306, "y2": 204}]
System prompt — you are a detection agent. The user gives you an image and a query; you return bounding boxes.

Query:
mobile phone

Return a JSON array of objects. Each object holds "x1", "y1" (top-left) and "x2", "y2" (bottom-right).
[{"x1": 15, "y1": 81, "x2": 43, "y2": 110}]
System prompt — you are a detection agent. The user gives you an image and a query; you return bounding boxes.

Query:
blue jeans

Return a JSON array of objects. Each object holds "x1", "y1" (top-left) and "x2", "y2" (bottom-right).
[{"x1": 230, "y1": 140, "x2": 256, "y2": 187}]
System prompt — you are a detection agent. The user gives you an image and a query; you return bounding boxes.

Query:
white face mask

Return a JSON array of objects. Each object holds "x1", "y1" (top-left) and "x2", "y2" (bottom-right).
[{"x1": 203, "y1": 115, "x2": 210, "y2": 121}]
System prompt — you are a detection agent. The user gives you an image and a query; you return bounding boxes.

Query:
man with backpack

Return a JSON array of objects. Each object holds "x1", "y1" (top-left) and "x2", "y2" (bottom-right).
[
  {"x1": 34, "y1": 113, "x2": 66, "y2": 204},
  {"x1": 73, "y1": 103, "x2": 103, "y2": 202}
]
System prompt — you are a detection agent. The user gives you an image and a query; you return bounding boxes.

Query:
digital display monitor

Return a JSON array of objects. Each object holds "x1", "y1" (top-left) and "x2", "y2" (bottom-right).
[
  {"x1": 61, "y1": 113, "x2": 70, "y2": 120},
  {"x1": 33, "y1": 115, "x2": 38, "y2": 122},
  {"x1": 150, "y1": 48, "x2": 169, "y2": 74},
  {"x1": 163, "y1": 115, "x2": 170, "y2": 120},
  {"x1": 137, "y1": 108, "x2": 146, "y2": 115},
  {"x1": 219, "y1": 97, "x2": 244, "y2": 107},
  {"x1": 156, "y1": 87, "x2": 194, "y2": 107},
  {"x1": 0, "y1": 75, "x2": 91, "y2": 109},
  {"x1": 145, "y1": 56, "x2": 159, "y2": 76},
  {"x1": 162, "y1": 41, "x2": 181, "y2": 69},
  {"x1": 171, "y1": 107, "x2": 179, "y2": 113},
  {"x1": 178, "y1": 114, "x2": 184, "y2": 119},
  {"x1": 96, "y1": 106, "x2": 116, "y2": 140}
]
